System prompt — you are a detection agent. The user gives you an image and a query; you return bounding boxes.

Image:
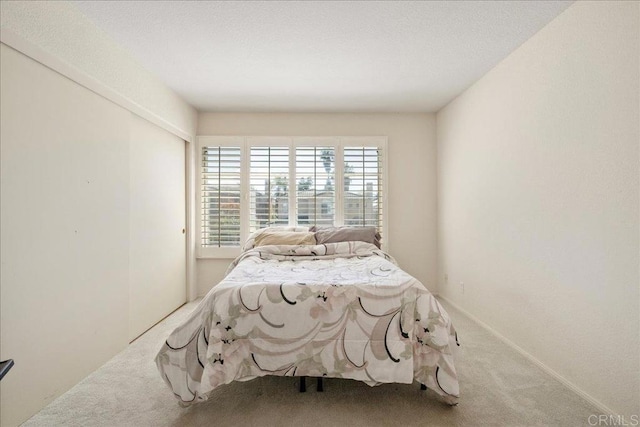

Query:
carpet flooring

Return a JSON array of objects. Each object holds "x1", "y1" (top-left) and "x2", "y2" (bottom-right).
[{"x1": 23, "y1": 298, "x2": 600, "y2": 426}]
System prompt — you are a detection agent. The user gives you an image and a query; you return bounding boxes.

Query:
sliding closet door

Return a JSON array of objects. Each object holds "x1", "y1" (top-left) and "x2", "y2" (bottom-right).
[{"x1": 129, "y1": 115, "x2": 186, "y2": 341}]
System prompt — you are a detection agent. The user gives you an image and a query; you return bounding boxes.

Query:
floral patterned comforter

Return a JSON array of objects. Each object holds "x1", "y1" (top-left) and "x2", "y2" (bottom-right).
[{"x1": 156, "y1": 242, "x2": 460, "y2": 405}]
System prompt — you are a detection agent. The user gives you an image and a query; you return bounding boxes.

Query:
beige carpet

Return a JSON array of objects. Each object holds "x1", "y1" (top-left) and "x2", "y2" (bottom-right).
[{"x1": 23, "y1": 298, "x2": 600, "y2": 427}]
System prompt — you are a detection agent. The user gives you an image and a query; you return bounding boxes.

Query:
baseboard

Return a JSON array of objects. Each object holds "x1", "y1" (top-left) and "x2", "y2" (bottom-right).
[{"x1": 437, "y1": 294, "x2": 615, "y2": 416}]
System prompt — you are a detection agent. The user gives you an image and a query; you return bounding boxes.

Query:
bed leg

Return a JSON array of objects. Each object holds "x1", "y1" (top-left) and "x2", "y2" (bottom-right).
[
  {"x1": 420, "y1": 384, "x2": 427, "y2": 391},
  {"x1": 317, "y1": 377, "x2": 324, "y2": 392},
  {"x1": 299, "y1": 376, "x2": 306, "y2": 393}
]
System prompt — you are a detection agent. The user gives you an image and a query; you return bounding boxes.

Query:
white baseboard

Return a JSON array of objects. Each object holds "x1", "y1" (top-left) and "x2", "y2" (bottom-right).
[{"x1": 437, "y1": 294, "x2": 615, "y2": 416}]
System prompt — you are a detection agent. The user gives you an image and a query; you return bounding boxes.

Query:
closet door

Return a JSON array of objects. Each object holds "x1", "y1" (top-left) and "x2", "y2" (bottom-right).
[{"x1": 129, "y1": 114, "x2": 186, "y2": 341}]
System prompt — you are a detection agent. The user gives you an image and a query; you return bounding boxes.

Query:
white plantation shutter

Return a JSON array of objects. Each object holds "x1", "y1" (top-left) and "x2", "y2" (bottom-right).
[
  {"x1": 295, "y1": 146, "x2": 335, "y2": 227},
  {"x1": 249, "y1": 146, "x2": 290, "y2": 232},
  {"x1": 197, "y1": 136, "x2": 387, "y2": 256},
  {"x1": 343, "y1": 146, "x2": 383, "y2": 238},
  {"x1": 201, "y1": 146, "x2": 241, "y2": 247}
]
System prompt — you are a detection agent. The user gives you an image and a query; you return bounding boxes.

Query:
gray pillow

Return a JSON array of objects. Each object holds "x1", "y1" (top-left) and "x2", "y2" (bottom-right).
[{"x1": 311, "y1": 226, "x2": 381, "y2": 249}]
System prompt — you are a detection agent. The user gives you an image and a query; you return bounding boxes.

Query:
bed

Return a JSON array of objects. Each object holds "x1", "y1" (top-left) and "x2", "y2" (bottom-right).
[{"x1": 155, "y1": 229, "x2": 460, "y2": 406}]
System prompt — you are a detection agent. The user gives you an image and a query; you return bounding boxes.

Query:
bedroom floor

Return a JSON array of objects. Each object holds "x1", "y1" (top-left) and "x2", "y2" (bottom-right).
[{"x1": 23, "y1": 298, "x2": 600, "y2": 427}]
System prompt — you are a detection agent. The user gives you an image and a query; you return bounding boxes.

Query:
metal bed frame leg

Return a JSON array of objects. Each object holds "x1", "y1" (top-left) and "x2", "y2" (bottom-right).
[{"x1": 298, "y1": 376, "x2": 324, "y2": 392}]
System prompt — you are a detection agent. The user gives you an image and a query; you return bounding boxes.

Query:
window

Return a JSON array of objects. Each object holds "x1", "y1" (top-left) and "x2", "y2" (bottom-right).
[
  {"x1": 250, "y1": 146, "x2": 289, "y2": 231},
  {"x1": 200, "y1": 145, "x2": 241, "y2": 248},
  {"x1": 296, "y1": 146, "x2": 335, "y2": 227},
  {"x1": 343, "y1": 146, "x2": 382, "y2": 230},
  {"x1": 197, "y1": 136, "x2": 387, "y2": 257}
]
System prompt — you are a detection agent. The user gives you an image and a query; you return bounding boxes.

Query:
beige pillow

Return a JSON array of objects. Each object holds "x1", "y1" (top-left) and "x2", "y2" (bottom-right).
[
  {"x1": 242, "y1": 226, "x2": 309, "y2": 251},
  {"x1": 254, "y1": 230, "x2": 316, "y2": 247}
]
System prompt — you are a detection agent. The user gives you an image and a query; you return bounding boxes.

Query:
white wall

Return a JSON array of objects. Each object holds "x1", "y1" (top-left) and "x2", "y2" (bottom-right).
[
  {"x1": 196, "y1": 113, "x2": 437, "y2": 296},
  {"x1": 0, "y1": 43, "x2": 188, "y2": 426},
  {"x1": 0, "y1": 44, "x2": 130, "y2": 426},
  {"x1": 437, "y1": 1, "x2": 639, "y2": 417},
  {"x1": 0, "y1": 4, "x2": 196, "y2": 423},
  {"x1": 0, "y1": 0, "x2": 197, "y2": 138}
]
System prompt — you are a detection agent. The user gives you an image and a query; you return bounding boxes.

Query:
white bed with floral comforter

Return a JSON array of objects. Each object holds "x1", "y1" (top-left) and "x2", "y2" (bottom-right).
[{"x1": 156, "y1": 241, "x2": 460, "y2": 405}]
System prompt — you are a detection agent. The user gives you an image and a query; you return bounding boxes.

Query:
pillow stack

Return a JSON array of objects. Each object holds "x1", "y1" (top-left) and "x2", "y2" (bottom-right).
[{"x1": 242, "y1": 225, "x2": 382, "y2": 250}]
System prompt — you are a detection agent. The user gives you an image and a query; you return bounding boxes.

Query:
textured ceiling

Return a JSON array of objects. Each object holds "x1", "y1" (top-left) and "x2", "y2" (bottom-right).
[{"x1": 72, "y1": 1, "x2": 573, "y2": 113}]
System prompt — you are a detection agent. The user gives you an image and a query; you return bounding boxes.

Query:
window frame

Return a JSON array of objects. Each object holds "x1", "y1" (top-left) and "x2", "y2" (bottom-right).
[{"x1": 196, "y1": 136, "x2": 388, "y2": 258}]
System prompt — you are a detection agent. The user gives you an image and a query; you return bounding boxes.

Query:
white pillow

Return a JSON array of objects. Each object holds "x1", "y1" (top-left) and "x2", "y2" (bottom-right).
[
  {"x1": 254, "y1": 230, "x2": 316, "y2": 247},
  {"x1": 242, "y1": 226, "x2": 310, "y2": 251}
]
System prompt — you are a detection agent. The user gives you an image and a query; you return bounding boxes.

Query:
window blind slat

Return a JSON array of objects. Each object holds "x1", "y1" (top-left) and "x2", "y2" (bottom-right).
[
  {"x1": 343, "y1": 146, "x2": 383, "y2": 241},
  {"x1": 201, "y1": 146, "x2": 242, "y2": 247},
  {"x1": 250, "y1": 147, "x2": 290, "y2": 232},
  {"x1": 200, "y1": 140, "x2": 385, "y2": 251},
  {"x1": 295, "y1": 146, "x2": 335, "y2": 226}
]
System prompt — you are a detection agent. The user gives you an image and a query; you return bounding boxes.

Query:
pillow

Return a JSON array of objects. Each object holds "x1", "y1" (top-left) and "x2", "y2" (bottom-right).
[
  {"x1": 242, "y1": 226, "x2": 310, "y2": 250},
  {"x1": 254, "y1": 230, "x2": 316, "y2": 247},
  {"x1": 311, "y1": 226, "x2": 381, "y2": 248}
]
